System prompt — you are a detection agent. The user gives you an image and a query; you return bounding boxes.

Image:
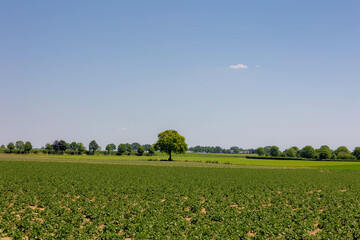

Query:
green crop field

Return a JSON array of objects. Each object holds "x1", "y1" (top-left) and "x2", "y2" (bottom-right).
[{"x1": 1, "y1": 155, "x2": 360, "y2": 239}]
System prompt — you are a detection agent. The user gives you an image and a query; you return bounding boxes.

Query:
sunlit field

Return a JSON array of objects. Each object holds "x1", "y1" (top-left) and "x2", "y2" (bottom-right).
[
  {"x1": 1, "y1": 158, "x2": 360, "y2": 239},
  {"x1": 2, "y1": 153, "x2": 360, "y2": 170}
]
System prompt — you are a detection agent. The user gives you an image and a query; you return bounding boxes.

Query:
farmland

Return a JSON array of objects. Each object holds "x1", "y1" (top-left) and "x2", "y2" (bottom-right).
[
  {"x1": 2, "y1": 152, "x2": 360, "y2": 169},
  {"x1": 1, "y1": 155, "x2": 360, "y2": 239}
]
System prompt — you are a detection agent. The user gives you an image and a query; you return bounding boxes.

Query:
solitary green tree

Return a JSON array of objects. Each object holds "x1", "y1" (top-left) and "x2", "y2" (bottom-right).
[
  {"x1": 89, "y1": 140, "x2": 99, "y2": 154},
  {"x1": 256, "y1": 147, "x2": 266, "y2": 156},
  {"x1": 154, "y1": 130, "x2": 188, "y2": 161}
]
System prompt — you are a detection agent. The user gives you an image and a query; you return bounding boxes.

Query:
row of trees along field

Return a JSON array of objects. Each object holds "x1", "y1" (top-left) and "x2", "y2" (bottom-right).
[
  {"x1": 255, "y1": 145, "x2": 360, "y2": 160},
  {"x1": 0, "y1": 140, "x2": 156, "y2": 156},
  {"x1": 0, "y1": 130, "x2": 187, "y2": 161},
  {"x1": 1, "y1": 139, "x2": 360, "y2": 161},
  {"x1": 189, "y1": 146, "x2": 256, "y2": 154}
]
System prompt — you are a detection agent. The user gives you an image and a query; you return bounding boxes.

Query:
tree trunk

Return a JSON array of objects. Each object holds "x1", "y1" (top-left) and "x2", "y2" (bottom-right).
[{"x1": 168, "y1": 151, "x2": 172, "y2": 161}]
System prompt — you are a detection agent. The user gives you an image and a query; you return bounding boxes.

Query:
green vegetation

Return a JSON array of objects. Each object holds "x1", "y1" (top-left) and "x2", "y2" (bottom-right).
[
  {"x1": 300, "y1": 145, "x2": 316, "y2": 159},
  {"x1": 3, "y1": 153, "x2": 360, "y2": 169},
  {"x1": 154, "y1": 130, "x2": 188, "y2": 160},
  {"x1": 2, "y1": 136, "x2": 360, "y2": 161},
  {"x1": 256, "y1": 147, "x2": 265, "y2": 156},
  {"x1": 1, "y1": 159, "x2": 360, "y2": 239}
]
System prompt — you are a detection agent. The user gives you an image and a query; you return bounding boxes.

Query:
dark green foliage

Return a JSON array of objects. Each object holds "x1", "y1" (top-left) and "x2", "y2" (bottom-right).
[
  {"x1": 353, "y1": 147, "x2": 360, "y2": 160},
  {"x1": 142, "y1": 144, "x2": 152, "y2": 151},
  {"x1": 45, "y1": 143, "x2": 53, "y2": 152},
  {"x1": 7, "y1": 142, "x2": 15, "y2": 153},
  {"x1": 105, "y1": 144, "x2": 116, "y2": 154},
  {"x1": 285, "y1": 148, "x2": 297, "y2": 158},
  {"x1": 126, "y1": 145, "x2": 133, "y2": 155},
  {"x1": 269, "y1": 146, "x2": 280, "y2": 157},
  {"x1": 24, "y1": 142, "x2": 32, "y2": 154},
  {"x1": 77, "y1": 143, "x2": 86, "y2": 155},
  {"x1": 70, "y1": 142, "x2": 78, "y2": 151},
  {"x1": 334, "y1": 146, "x2": 354, "y2": 160},
  {"x1": 148, "y1": 146, "x2": 155, "y2": 156},
  {"x1": 300, "y1": 146, "x2": 315, "y2": 159},
  {"x1": 15, "y1": 141, "x2": 25, "y2": 151},
  {"x1": 230, "y1": 146, "x2": 240, "y2": 153},
  {"x1": 58, "y1": 140, "x2": 68, "y2": 152},
  {"x1": 189, "y1": 146, "x2": 256, "y2": 154},
  {"x1": 317, "y1": 145, "x2": 331, "y2": 160},
  {"x1": 117, "y1": 144, "x2": 126, "y2": 155},
  {"x1": 335, "y1": 146, "x2": 350, "y2": 155},
  {"x1": 52, "y1": 140, "x2": 60, "y2": 153},
  {"x1": 137, "y1": 146, "x2": 145, "y2": 156},
  {"x1": 256, "y1": 147, "x2": 266, "y2": 156},
  {"x1": 291, "y1": 146, "x2": 300, "y2": 152},
  {"x1": 1, "y1": 161, "x2": 360, "y2": 239},
  {"x1": 131, "y1": 142, "x2": 141, "y2": 151},
  {"x1": 89, "y1": 140, "x2": 99, "y2": 154}
]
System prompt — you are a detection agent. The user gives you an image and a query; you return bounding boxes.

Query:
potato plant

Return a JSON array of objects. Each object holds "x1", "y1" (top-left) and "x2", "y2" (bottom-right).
[{"x1": 1, "y1": 161, "x2": 360, "y2": 239}]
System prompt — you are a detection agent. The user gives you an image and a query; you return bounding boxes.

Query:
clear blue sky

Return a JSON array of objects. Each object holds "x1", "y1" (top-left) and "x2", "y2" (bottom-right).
[{"x1": 1, "y1": 1, "x2": 359, "y2": 150}]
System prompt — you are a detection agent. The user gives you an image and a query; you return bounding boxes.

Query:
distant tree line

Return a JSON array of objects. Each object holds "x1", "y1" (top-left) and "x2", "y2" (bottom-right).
[
  {"x1": 0, "y1": 140, "x2": 155, "y2": 156},
  {"x1": 189, "y1": 146, "x2": 256, "y2": 154},
  {"x1": 0, "y1": 141, "x2": 33, "y2": 154},
  {"x1": 255, "y1": 145, "x2": 360, "y2": 160},
  {"x1": 2, "y1": 140, "x2": 360, "y2": 161}
]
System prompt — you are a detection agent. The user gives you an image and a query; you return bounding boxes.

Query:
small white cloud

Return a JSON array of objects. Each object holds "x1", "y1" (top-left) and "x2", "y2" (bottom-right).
[
  {"x1": 119, "y1": 127, "x2": 127, "y2": 131},
  {"x1": 229, "y1": 64, "x2": 248, "y2": 69},
  {"x1": 256, "y1": 65, "x2": 260, "y2": 68}
]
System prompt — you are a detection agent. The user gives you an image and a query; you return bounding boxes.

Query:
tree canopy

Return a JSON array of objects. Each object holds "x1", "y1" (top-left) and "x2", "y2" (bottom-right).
[
  {"x1": 317, "y1": 145, "x2": 331, "y2": 160},
  {"x1": 154, "y1": 130, "x2": 188, "y2": 160},
  {"x1": 15, "y1": 141, "x2": 25, "y2": 151},
  {"x1": 269, "y1": 146, "x2": 280, "y2": 157},
  {"x1": 285, "y1": 148, "x2": 297, "y2": 158},
  {"x1": 353, "y1": 147, "x2": 360, "y2": 160},
  {"x1": 256, "y1": 147, "x2": 266, "y2": 156},
  {"x1": 24, "y1": 141, "x2": 32, "y2": 154},
  {"x1": 89, "y1": 140, "x2": 99, "y2": 153},
  {"x1": 117, "y1": 144, "x2": 126, "y2": 155},
  {"x1": 137, "y1": 146, "x2": 145, "y2": 156},
  {"x1": 300, "y1": 146, "x2": 315, "y2": 159}
]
